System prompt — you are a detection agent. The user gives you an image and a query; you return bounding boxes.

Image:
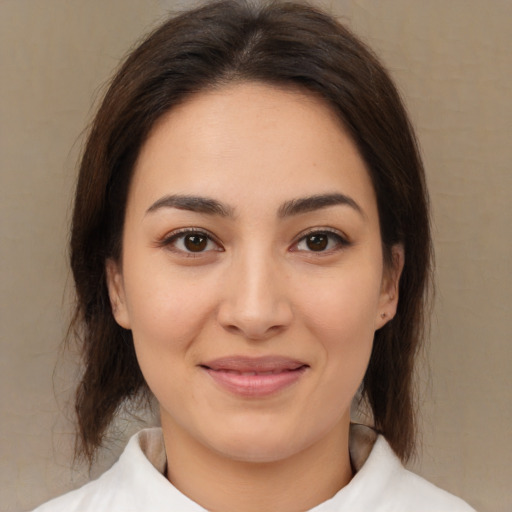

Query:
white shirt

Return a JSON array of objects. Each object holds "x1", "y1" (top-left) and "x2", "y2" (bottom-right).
[{"x1": 32, "y1": 426, "x2": 475, "y2": 511}]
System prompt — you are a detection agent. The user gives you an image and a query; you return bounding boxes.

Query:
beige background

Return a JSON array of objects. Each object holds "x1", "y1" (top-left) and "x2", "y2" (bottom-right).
[{"x1": 1, "y1": 1, "x2": 510, "y2": 511}]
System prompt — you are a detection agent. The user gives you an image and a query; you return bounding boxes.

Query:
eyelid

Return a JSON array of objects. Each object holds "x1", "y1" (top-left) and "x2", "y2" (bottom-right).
[
  {"x1": 156, "y1": 226, "x2": 350, "y2": 255},
  {"x1": 156, "y1": 227, "x2": 224, "y2": 254},
  {"x1": 290, "y1": 227, "x2": 351, "y2": 252}
]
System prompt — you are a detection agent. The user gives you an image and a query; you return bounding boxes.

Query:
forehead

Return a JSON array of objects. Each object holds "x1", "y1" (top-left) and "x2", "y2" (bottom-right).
[{"x1": 129, "y1": 82, "x2": 377, "y2": 218}]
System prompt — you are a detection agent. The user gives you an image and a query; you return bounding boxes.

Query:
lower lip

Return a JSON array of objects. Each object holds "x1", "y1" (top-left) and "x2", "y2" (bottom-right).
[{"x1": 203, "y1": 367, "x2": 307, "y2": 397}]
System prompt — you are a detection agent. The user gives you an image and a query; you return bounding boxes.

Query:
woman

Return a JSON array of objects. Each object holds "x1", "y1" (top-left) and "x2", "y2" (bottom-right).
[{"x1": 33, "y1": 1, "x2": 474, "y2": 510}]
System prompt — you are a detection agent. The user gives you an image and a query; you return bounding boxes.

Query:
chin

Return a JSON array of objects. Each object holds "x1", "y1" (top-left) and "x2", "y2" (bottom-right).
[{"x1": 201, "y1": 417, "x2": 316, "y2": 464}]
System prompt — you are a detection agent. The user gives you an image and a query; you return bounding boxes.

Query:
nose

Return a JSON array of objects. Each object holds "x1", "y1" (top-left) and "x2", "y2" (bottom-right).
[{"x1": 217, "y1": 250, "x2": 293, "y2": 341}]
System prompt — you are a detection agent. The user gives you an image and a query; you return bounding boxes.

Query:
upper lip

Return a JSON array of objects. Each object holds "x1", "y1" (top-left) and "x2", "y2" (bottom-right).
[{"x1": 200, "y1": 356, "x2": 308, "y2": 373}]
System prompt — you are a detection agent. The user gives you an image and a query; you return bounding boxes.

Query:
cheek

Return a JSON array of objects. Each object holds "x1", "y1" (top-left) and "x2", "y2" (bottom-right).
[
  {"x1": 122, "y1": 258, "x2": 217, "y2": 358},
  {"x1": 122, "y1": 270, "x2": 217, "y2": 408},
  {"x1": 297, "y1": 263, "x2": 382, "y2": 386},
  {"x1": 299, "y1": 263, "x2": 382, "y2": 338}
]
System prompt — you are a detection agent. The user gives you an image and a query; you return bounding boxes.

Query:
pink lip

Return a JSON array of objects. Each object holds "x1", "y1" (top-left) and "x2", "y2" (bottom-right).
[{"x1": 200, "y1": 356, "x2": 308, "y2": 397}]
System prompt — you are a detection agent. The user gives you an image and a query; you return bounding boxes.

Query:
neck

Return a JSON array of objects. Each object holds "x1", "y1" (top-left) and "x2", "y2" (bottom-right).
[{"x1": 161, "y1": 416, "x2": 353, "y2": 512}]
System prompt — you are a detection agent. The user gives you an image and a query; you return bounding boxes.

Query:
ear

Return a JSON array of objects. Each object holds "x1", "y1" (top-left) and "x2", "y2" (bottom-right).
[
  {"x1": 105, "y1": 258, "x2": 131, "y2": 329},
  {"x1": 375, "y1": 244, "x2": 404, "y2": 330}
]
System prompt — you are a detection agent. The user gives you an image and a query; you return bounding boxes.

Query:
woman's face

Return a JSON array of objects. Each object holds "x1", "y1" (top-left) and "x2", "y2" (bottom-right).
[{"x1": 107, "y1": 82, "x2": 401, "y2": 464}]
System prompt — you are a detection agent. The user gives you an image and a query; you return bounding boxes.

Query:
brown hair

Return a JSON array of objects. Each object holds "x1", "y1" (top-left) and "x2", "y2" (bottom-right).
[{"x1": 70, "y1": 0, "x2": 432, "y2": 464}]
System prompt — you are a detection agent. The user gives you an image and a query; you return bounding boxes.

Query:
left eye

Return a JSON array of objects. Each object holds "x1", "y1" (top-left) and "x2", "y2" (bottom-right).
[
  {"x1": 163, "y1": 230, "x2": 221, "y2": 254},
  {"x1": 294, "y1": 231, "x2": 347, "y2": 252}
]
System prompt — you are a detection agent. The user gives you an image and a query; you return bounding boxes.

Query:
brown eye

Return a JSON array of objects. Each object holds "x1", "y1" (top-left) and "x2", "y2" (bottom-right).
[
  {"x1": 162, "y1": 229, "x2": 221, "y2": 255},
  {"x1": 294, "y1": 230, "x2": 348, "y2": 253},
  {"x1": 183, "y1": 233, "x2": 208, "y2": 252},
  {"x1": 305, "y1": 233, "x2": 329, "y2": 251}
]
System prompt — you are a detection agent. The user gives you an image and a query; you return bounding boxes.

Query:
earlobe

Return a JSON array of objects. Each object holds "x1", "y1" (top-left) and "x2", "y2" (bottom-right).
[
  {"x1": 105, "y1": 258, "x2": 131, "y2": 329},
  {"x1": 376, "y1": 244, "x2": 404, "y2": 329}
]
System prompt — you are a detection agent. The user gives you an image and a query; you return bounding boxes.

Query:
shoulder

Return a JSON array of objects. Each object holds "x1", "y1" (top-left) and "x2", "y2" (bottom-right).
[
  {"x1": 379, "y1": 440, "x2": 475, "y2": 511},
  {"x1": 30, "y1": 428, "x2": 205, "y2": 512},
  {"x1": 390, "y1": 462, "x2": 476, "y2": 511},
  {"x1": 322, "y1": 425, "x2": 476, "y2": 512}
]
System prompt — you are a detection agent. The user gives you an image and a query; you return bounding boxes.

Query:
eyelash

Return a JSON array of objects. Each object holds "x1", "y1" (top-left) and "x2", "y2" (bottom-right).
[
  {"x1": 157, "y1": 228, "x2": 223, "y2": 257},
  {"x1": 291, "y1": 228, "x2": 351, "y2": 254},
  {"x1": 157, "y1": 227, "x2": 350, "y2": 256}
]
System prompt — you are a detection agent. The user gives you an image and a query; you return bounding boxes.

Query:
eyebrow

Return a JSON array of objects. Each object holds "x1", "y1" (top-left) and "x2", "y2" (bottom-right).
[
  {"x1": 145, "y1": 192, "x2": 364, "y2": 219},
  {"x1": 146, "y1": 194, "x2": 235, "y2": 217},
  {"x1": 277, "y1": 193, "x2": 364, "y2": 218}
]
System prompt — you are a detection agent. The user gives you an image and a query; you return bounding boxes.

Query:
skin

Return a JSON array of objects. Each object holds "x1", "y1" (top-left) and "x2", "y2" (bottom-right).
[{"x1": 107, "y1": 82, "x2": 403, "y2": 512}]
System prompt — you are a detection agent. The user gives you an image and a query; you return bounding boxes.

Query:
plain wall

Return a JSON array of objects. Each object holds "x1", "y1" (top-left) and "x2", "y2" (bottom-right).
[{"x1": 1, "y1": 1, "x2": 510, "y2": 511}]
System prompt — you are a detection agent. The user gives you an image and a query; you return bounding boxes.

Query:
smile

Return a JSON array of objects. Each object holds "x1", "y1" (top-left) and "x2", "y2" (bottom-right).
[{"x1": 200, "y1": 356, "x2": 309, "y2": 397}]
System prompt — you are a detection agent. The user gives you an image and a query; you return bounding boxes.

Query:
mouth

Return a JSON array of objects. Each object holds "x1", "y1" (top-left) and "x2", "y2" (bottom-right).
[{"x1": 199, "y1": 356, "x2": 309, "y2": 397}]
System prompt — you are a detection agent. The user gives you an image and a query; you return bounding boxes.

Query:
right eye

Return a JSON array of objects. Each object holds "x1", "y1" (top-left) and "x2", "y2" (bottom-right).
[
  {"x1": 291, "y1": 228, "x2": 350, "y2": 254},
  {"x1": 160, "y1": 229, "x2": 223, "y2": 255}
]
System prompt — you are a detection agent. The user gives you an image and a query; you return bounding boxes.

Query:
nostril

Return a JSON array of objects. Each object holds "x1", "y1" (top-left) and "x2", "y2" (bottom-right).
[
  {"x1": 224, "y1": 324, "x2": 242, "y2": 335},
  {"x1": 216, "y1": 290, "x2": 294, "y2": 340}
]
